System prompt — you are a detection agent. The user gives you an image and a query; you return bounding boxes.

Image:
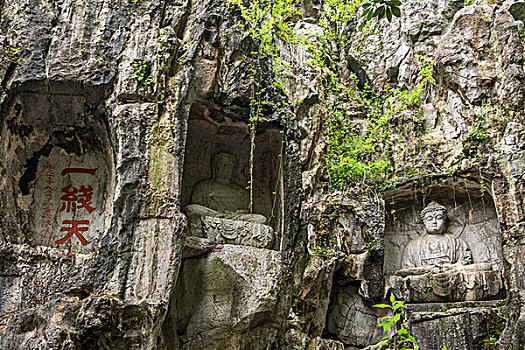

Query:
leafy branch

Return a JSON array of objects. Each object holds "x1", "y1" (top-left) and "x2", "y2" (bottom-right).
[
  {"x1": 373, "y1": 293, "x2": 419, "y2": 350},
  {"x1": 362, "y1": 0, "x2": 401, "y2": 22},
  {"x1": 373, "y1": 294, "x2": 448, "y2": 350}
]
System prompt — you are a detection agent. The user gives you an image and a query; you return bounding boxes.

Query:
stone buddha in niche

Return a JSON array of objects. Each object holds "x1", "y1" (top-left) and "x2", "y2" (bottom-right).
[
  {"x1": 391, "y1": 201, "x2": 502, "y2": 301},
  {"x1": 401, "y1": 201, "x2": 472, "y2": 272},
  {"x1": 185, "y1": 153, "x2": 273, "y2": 248}
]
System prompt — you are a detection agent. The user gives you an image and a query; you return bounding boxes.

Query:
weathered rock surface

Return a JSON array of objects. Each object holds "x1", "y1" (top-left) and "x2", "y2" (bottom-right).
[
  {"x1": 162, "y1": 244, "x2": 281, "y2": 349},
  {"x1": 0, "y1": 0, "x2": 525, "y2": 349}
]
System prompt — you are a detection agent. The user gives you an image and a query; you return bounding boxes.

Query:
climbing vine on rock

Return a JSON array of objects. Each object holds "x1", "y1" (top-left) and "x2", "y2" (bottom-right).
[{"x1": 228, "y1": 0, "x2": 436, "y2": 195}]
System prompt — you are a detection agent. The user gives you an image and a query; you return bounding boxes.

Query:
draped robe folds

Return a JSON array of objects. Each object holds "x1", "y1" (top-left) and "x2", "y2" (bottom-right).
[{"x1": 403, "y1": 233, "x2": 472, "y2": 269}]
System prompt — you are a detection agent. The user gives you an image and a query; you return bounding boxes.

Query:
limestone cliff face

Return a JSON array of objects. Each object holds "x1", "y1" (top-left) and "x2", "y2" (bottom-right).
[{"x1": 0, "y1": 0, "x2": 523, "y2": 349}]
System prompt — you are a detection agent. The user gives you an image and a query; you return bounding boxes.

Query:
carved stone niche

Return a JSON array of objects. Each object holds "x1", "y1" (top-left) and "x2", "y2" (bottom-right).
[
  {"x1": 181, "y1": 103, "x2": 283, "y2": 250},
  {"x1": 0, "y1": 84, "x2": 113, "y2": 253},
  {"x1": 384, "y1": 177, "x2": 506, "y2": 302}
]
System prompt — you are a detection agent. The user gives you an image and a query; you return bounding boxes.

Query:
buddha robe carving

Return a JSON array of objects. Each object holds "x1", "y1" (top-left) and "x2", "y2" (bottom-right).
[{"x1": 185, "y1": 153, "x2": 274, "y2": 249}]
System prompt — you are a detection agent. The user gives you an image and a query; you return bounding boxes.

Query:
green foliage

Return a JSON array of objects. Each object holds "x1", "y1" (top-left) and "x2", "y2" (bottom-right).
[
  {"x1": 131, "y1": 60, "x2": 153, "y2": 88},
  {"x1": 228, "y1": 0, "x2": 300, "y2": 211},
  {"x1": 2, "y1": 46, "x2": 21, "y2": 63},
  {"x1": 362, "y1": 0, "x2": 401, "y2": 22},
  {"x1": 480, "y1": 312, "x2": 505, "y2": 349},
  {"x1": 373, "y1": 293, "x2": 419, "y2": 350},
  {"x1": 126, "y1": 0, "x2": 139, "y2": 7},
  {"x1": 373, "y1": 294, "x2": 449, "y2": 350},
  {"x1": 464, "y1": 0, "x2": 472, "y2": 6},
  {"x1": 310, "y1": 236, "x2": 338, "y2": 259},
  {"x1": 228, "y1": 0, "x2": 435, "y2": 193},
  {"x1": 364, "y1": 238, "x2": 379, "y2": 251},
  {"x1": 228, "y1": 0, "x2": 300, "y2": 92},
  {"x1": 462, "y1": 102, "x2": 491, "y2": 158},
  {"x1": 324, "y1": 55, "x2": 435, "y2": 190}
]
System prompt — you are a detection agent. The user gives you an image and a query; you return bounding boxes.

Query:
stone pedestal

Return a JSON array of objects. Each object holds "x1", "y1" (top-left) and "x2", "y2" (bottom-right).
[{"x1": 403, "y1": 300, "x2": 507, "y2": 350}]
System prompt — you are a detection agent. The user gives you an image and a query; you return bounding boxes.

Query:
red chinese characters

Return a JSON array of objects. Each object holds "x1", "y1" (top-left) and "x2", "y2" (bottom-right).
[
  {"x1": 56, "y1": 220, "x2": 91, "y2": 246},
  {"x1": 55, "y1": 167, "x2": 98, "y2": 246},
  {"x1": 60, "y1": 185, "x2": 96, "y2": 213}
]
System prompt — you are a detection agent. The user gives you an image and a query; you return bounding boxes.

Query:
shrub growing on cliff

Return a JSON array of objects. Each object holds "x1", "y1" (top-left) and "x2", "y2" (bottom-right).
[
  {"x1": 373, "y1": 293, "x2": 419, "y2": 350},
  {"x1": 228, "y1": 0, "x2": 438, "y2": 193}
]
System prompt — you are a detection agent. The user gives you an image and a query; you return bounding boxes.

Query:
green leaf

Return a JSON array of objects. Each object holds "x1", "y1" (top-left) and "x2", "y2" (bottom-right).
[
  {"x1": 390, "y1": 293, "x2": 395, "y2": 303},
  {"x1": 386, "y1": 7, "x2": 392, "y2": 21},
  {"x1": 367, "y1": 8, "x2": 375, "y2": 20},
  {"x1": 397, "y1": 329, "x2": 409, "y2": 336},
  {"x1": 373, "y1": 6, "x2": 382, "y2": 18},
  {"x1": 373, "y1": 303, "x2": 392, "y2": 309},
  {"x1": 392, "y1": 313, "x2": 401, "y2": 324},
  {"x1": 381, "y1": 319, "x2": 392, "y2": 333},
  {"x1": 391, "y1": 5, "x2": 401, "y2": 17},
  {"x1": 405, "y1": 334, "x2": 417, "y2": 344},
  {"x1": 362, "y1": 2, "x2": 371, "y2": 8},
  {"x1": 387, "y1": 0, "x2": 401, "y2": 6},
  {"x1": 392, "y1": 300, "x2": 404, "y2": 312},
  {"x1": 379, "y1": 6, "x2": 386, "y2": 18}
]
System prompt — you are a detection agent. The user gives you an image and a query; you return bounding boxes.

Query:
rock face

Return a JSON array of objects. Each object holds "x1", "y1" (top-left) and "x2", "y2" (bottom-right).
[
  {"x1": 162, "y1": 245, "x2": 281, "y2": 350},
  {"x1": 0, "y1": 0, "x2": 524, "y2": 350}
]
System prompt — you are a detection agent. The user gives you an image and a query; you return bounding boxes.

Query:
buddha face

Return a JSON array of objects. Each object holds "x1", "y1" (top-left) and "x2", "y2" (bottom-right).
[
  {"x1": 423, "y1": 210, "x2": 445, "y2": 235},
  {"x1": 213, "y1": 153, "x2": 235, "y2": 181}
]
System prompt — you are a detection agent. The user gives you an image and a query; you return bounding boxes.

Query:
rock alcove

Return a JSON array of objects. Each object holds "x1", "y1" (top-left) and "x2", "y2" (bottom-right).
[
  {"x1": 161, "y1": 101, "x2": 285, "y2": 349},
  {"x1": 384, "y1": 176, "x2": 506, "y2": 302}
]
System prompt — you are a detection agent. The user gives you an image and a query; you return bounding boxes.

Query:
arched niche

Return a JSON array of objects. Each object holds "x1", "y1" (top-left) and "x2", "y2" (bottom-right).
[
  {"x1": 181, "y1": 102, "x2": 283, "y2": 249},
  {"x1": 383, "y1": 176, "x2": 506, "y2": 302},
  {"x1": 0, "y1": 83, "x2": 113, "y2": 253}
]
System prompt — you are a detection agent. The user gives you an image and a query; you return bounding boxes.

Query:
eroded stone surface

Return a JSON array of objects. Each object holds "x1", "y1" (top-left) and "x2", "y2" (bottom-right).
[
  {"x1": 325, "y1": 285, "x2": 382, "y2": 347},
  {"x1": 162, "y1": 244, "x2": 281, "y2": 350},
  {"x1": 1, "y1": 0, "x2": 525, "y2": 349}
]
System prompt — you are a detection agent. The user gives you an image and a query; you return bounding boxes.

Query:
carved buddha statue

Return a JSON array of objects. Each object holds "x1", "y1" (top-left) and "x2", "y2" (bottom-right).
[
  {"x1": 389, "y1": 201, "x2": 503, "y2": 301},
  {"x1": 402, "y1": 201, "x2": 472, "y2": 271},
  {"x1": 185, "y1": 153, "x2": 273, "y2": 248}
]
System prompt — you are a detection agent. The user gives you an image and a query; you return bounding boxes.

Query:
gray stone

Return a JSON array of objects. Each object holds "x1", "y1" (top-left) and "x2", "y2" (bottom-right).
[
  {"x1": 325, "y1": 285, "x2": 382, "y2": 347},
  {"x1": 162, "y1": 244, "x2": 281, "y2": 349},
  {"x1": 1, "y1": 0, "x2": 525, "y2": 348},
  {"x1": 509, "y1": 1, "x2": 525, "y2": 21},
  {"x1": 181, "y1": 236, "x2": 216, "y2": 259}
]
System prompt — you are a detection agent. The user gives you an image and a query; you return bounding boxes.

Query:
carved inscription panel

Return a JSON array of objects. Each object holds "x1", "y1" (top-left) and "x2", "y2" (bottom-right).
[{"x1": 30, "y1": 148, "x2": 108, "y2": 253}]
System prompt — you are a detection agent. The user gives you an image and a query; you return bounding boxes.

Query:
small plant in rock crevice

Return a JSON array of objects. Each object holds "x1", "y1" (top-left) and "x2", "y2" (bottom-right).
[
  {"x1": 125, "y1": 0, "x2": 139, "y2": 7},
  {"x1": 462, "y1": 101, "x2": 492, "y2": 159},
  {"x1": 131, "y1": 60, "x2": 153, "y2": 88},
  {"x1": 373, "y1": 293, "x2": 419, "y2": 350},
  {"x1": 373, "y1": 293, "x2": 448, "y2": 350},
  {"x1": 2, "y1": 46, "x2": 21, "y2": 63}
]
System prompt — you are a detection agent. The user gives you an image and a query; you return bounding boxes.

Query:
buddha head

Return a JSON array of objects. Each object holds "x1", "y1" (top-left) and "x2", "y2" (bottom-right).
[
  {"x1": 420, "y1": 201, "x2": 447, "y2": 235},
  {"x1": 212, "y1": 153, "x2": 236, "y2": 182}
]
